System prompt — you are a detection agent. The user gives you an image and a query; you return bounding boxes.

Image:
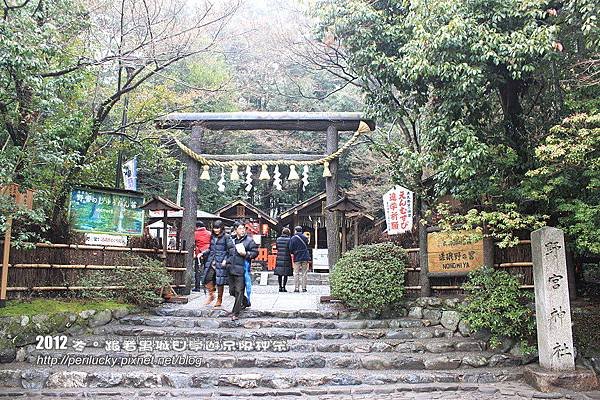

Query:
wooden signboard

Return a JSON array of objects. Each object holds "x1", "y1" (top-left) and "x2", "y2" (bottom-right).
[
  {"x1": 69, "y1": 187, "x2": 144, "y2": 236},
  {"x1": 427, "y1": 231, "x2": 484, "y2": 276}
]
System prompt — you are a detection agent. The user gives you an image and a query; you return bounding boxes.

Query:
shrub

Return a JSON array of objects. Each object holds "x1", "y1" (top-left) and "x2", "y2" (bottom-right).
[
  {"x1": 78, "y1": 255, "x2": 172, "y2": 307},
  {"x1": 459, "y1": 266, "x2": 535, "y2": 349},
  {"x1": 330, "y1": 242, "x2": 407, "y2": 312}
]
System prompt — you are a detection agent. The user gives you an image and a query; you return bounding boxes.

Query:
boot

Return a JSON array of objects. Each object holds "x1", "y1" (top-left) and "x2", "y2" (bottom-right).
[
  {"x1": 214, "y1": 285, "x2": 224, "y2": 307},
  {"x1": 203, "y1": 282, "x2": 215, "y2": 305}
]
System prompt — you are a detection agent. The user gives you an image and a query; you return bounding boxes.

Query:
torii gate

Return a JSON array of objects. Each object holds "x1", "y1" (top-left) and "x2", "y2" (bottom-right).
[{"x1": 156, "y1": 112, "x2": 376, "y2": 294}]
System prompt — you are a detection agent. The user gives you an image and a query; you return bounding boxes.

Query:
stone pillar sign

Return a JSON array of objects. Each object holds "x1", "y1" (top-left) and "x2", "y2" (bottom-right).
[{"x1": 531, "y1": 227, "x2": 574, "y2": 371}]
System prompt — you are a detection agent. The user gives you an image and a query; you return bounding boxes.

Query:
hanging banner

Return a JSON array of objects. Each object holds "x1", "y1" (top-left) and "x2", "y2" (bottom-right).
[
  {"x1": 122, "y1": 157, "x2": 138, "y2": 191},
  {"x1": 383, "y1": 185, "x2": 414, "y2": 235},
  {"x1": 69, "y1": 187, "x2": 144, "y2": 236}
]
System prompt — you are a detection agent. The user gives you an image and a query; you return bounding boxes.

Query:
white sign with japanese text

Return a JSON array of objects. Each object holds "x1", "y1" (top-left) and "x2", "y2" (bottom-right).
[
  {"x1": 85, "y1": 233, "x2": 128, "y2": 247},
  {"x1": 383, "y1": 186, "x2": 414, "y2": 235}
]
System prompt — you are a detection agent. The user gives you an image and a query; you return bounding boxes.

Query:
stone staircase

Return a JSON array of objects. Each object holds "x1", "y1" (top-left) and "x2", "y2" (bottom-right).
[{"x1": 0, "y1": 305, "x2": 538, "y2": 398}]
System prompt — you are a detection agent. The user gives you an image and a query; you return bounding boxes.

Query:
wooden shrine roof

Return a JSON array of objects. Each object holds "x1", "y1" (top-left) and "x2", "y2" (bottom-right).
[
  {"x1": 213, "y1": 199, "x2": 279, "y2": 227},
  {"x1": 140, "y1": 196, "x2": 184, "y2": 212},
  {"x1": 325, "y1": 196, "x2": 364, "y2": 213}
]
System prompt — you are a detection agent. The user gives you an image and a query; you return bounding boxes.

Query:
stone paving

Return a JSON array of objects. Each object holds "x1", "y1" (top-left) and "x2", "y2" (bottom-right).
[
  {"x1": 2, "y1": 382, "x2": 599, "y2": 399},
  {"x1": 1, "y1": 282, "x2": 599, "y2": 399},
  {"x1": 184, "y1": 280, "x2": 331, "y2": 312}
]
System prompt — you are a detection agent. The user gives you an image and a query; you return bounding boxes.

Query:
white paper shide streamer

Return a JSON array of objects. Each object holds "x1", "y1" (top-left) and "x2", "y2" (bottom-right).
[
  {"x1": 302, "y1": 165, "x2": 309, "y2": 191},
  {"x1": 273, "y1": 165, "x2": 282, "y2": 190},
  {"x1": 245, "y1": 165, "x2": 253, "y2": 192},
  {"x1": 218, "y1": 168, "x2": 226, "y2": 192}
]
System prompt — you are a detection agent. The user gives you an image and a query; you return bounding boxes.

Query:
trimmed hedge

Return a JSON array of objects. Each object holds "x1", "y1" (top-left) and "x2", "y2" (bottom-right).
[
  {"x1": 459, "y1": 266, "x2": 535, "y2": 349},
  {"x1": 330, "y1": 242, "x2": 407, "y2": 312}
]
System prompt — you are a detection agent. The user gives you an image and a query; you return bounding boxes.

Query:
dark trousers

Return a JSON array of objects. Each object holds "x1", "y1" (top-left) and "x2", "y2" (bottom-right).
[
  {"x1": 278, "y1": 275, "x2": 288, "y2": 288},
  {"x1": 229, "y1": 274, "x2": 248, "y2": 316}
]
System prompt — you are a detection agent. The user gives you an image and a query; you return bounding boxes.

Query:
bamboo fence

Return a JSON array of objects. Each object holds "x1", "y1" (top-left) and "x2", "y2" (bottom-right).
[
  {"x1": 0, "y1": 242, "x2": 187, "y2": 296},
  {"x1": 1, "y1": 240, "x2": 533, "y2": 298}
]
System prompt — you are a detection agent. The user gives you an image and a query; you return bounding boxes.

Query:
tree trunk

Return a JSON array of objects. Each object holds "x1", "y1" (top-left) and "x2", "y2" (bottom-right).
[{"x1": 498, "y1": 77, "x2": 528, "y2": 167}]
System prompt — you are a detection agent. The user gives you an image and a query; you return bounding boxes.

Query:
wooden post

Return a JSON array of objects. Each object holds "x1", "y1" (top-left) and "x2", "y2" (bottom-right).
[
  {"x1": 353, "y1": 217, "x2": 359, "y2": 248},
  {"x1": 0, "y1": 216, "x2": 13, "y2": 307},
  {"x1": 418, "y1": 196, "x2": 431, "y2": 297},
  {"x1": 325, "y1": 125, "x2": 340, "y2": 271},
  {"x1": 566, "y1": 248, "x2": 577, "y2": 301},
  {"x1": 181, "y1": 124, "x2": 203, "y2": 294},
  {"x1": 340, "y1": 212, "x2": 347, "y2": 254},
  {"x1": 483, "y1": 222, "x2": 495, "y2": 269},
  {"x1": 162, "y1": 209, "x2": 168, "y2": 267},
  {"x1": 174, "y1": 218, "x2": 182, "y2": 251}
]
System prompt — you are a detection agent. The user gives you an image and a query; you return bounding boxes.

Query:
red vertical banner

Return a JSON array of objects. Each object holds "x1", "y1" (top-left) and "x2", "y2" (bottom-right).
[{"x1": 383, "y1": 186, "x2": 414, "y2": 235}]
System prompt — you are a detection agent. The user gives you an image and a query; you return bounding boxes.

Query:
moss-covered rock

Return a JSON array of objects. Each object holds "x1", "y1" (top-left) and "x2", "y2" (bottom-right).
[
  {"x1": 0, "y1": 338, "x2": 16, "y2": 363},
  {"x1": 88, "y1": 309, "x2": 112, "y2": 327}
]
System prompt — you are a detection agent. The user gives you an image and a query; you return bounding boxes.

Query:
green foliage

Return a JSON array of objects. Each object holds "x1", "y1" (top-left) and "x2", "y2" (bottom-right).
[
  {"x1": 0, "y1": 195, "x2": 47, "y2": 248},
  {"x1": 433, "y1": 202, "x2": 548, "y2": 248},
  {"x1": 330, "y1": 243, "x2": 407, "y2": 312},
  {"x1": 317, "y1": 0, "x2": 599, "y2": 258},
  {"x1": 459, "y1": 267, "x2": 535, "y2": 348},
  {"x1": 526, "y1": 113, "x2": 600, "y2": 254},
  {"x1": 317, "y1": 0, "x2": 558, "y2": 199},
  {"x1": 77, "y1": 256, "x2": 172, "y2": 307}
]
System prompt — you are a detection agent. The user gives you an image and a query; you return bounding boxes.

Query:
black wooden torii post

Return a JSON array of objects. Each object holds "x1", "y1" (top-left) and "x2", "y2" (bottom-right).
[{"x1": 156, "y1": 112, "x2": 375, "y2": 294}]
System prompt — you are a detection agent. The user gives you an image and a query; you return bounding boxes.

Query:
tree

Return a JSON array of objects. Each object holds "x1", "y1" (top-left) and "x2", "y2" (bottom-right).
[
  {"x1": 314, "y1": 0, "x2": 600, "y2": 259},
  {"x1": 0, "y1": 0, "x2": 240, "y2": 240},
  {"x1": 526, "y1": 113, "x2": 600, "y2": 254}
]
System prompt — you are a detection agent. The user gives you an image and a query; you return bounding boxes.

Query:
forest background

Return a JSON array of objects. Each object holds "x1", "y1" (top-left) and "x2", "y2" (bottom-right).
[{"x1": 0, "y1": 0, "x2": 598, "y2": 264}]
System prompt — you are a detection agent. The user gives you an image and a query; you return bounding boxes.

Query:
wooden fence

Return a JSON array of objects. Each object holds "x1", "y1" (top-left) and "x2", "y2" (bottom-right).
[
  {"x1": 403, "y1": 240, "x2": 533, "y2": 296},
  {"x1": 1, "y1": 240, "x2": 533, "y2": 298},
  {"x1": 0, "y1": 243, "x2": 187, "y2": 298}
]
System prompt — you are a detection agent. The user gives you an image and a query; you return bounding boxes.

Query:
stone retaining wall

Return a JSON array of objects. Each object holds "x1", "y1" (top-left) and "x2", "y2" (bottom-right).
[
  {"x1": 397, "y1": 297, "x2": 536, "y2": 361},
  {"x1": 0, "y1": 306, "x2": 137, "y2": 364}
]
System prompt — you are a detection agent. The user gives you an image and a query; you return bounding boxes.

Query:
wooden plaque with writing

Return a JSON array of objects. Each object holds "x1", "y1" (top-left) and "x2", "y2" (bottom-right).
[{"x1": 427, "y1": 231, "x2": 485, "y2": 276}]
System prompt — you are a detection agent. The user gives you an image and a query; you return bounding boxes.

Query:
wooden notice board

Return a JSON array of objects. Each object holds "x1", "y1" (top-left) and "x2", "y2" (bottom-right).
[{"x1": 427, "y1": 231, "x2": 485, "y2": 276}]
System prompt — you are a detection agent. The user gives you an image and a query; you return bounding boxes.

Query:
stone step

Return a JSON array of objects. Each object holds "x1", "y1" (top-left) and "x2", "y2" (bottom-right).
[
  {"x1": 152, "y1": 308, "x2": 409, "y2": 320},
  {"x1": 95, "y1": 325, "x2": 456, "y2": 341},
  {"x1": 19, "y1": 335, "x2": 487, "y2": 355},
  {"x1": 117, "y1": 315, "x2": 430, "y2": 330},
  {"x1": 3, "y1": 381, "x2": 548, "y2": 399},
  {"x1": 22, "y1": 350, "x2": 523, "y2": 370},
  {"x1": 0, "y1": 364, "x2": 524, "y2": 389}
]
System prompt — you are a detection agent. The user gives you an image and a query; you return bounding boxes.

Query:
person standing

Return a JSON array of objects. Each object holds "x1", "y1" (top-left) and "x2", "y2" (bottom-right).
[
  {"x1": 288, "y1": 226, "x2": 311, "y2": 292},
  {"x1": 193, "y1": 221, "x2": 211, "y2": 292},
  {"x1": 274, "y1": 227, "x2": 293, "y2": 292},
  {"x1": 229, "y1": 221, "x2": 258, "y2": 320},
  {"x1": 202, "y1": 220, "x2": 234, "y2": 307}
]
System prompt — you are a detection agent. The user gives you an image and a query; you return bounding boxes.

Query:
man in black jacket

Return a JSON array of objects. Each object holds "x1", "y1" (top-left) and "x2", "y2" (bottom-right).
[
  {"x1": 288, "y1": 226, "x2": 311, "y2": 292},
  {"x1": 229, "y1": 221, "x2": 259, "y2": 320}
]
